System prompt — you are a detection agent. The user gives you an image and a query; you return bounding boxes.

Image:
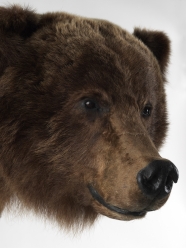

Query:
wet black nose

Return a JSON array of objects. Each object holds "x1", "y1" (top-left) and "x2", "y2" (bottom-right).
[{"x1": 137, "y1": 160, "x2": 179, "y2": 199}]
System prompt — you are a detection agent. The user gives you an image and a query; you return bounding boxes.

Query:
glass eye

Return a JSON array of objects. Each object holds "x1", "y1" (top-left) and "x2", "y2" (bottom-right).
[
  {"x1": 142, "y1": 105, "x2": 152, "y2": 117},
  {"x1": 84, "y1": 99, "x2": 98, "y2": 110}
]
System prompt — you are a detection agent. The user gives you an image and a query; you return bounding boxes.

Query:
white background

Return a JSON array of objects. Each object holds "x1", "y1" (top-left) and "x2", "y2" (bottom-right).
[{"x1": 0, "y1": 0, "x2": 185, "y2": 247}]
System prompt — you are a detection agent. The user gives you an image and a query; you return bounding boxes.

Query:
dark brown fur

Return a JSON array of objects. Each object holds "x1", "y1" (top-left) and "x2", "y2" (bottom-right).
[{"x1": 0, "y1": 5, "x2": 173, "y2": 230}]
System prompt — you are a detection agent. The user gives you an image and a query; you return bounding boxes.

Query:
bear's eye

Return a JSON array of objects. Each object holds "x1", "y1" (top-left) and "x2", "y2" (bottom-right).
[
  {"x1": 84, "y1": 99, "x2": 99, "y2": 110},
  {"x1": 142, "y1": 105, "x2": 152, "y2": 117}
]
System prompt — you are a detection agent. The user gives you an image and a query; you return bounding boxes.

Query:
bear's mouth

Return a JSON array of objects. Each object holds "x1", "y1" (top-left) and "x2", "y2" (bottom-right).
[{"x1": 88, "y1": 184, "x2": 147, "y2": 217}]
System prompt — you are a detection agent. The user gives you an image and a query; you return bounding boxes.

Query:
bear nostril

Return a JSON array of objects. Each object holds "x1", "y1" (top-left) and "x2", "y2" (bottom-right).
[
  {"x1": 142, "y1": 173, "x2": 161, "y2": 192},
  {"x1": 137, "y1": 160, "x2": 179, "y2": 199},
  {"x1": 165, "y1": 175, "x2": 173, "y2": 194},
  {"x1": 164, "y1": 166, "x2": 179, "y2": 193}
]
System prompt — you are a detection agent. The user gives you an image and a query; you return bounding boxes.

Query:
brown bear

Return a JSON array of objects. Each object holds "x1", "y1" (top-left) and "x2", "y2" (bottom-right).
[{"x1": 0, "y1": 5, "x2": 179, "y2": 230}]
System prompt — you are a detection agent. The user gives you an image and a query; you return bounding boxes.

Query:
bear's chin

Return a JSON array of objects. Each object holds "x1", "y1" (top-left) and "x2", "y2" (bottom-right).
[
  {"x1": 92, "y1": 202, "x2": 147, "y2": 221},
  {"x1": 88, "y1": 184, "x2": 147, "y2": 221}
]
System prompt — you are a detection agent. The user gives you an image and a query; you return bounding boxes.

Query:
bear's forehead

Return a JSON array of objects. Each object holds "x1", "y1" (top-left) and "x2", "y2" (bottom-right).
[{"x1": 31, "y1": 15, "x2": 162, "y2": 103}]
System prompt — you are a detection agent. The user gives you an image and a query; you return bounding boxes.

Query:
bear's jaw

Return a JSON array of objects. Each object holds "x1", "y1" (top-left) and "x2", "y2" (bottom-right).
[{"x1": 88, "y1": 184, "x2": 147, "y2": 218}]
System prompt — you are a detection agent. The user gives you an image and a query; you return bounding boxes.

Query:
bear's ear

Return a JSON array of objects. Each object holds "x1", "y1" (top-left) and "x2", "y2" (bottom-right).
[
  {"x1": 133, "y1": 28, "x2": 170, "y2": 74},
  {"x1": 0, "y1": 6, "x2": 41, "y2": 75},
  {"x1": 0, "y1": 5, "x2": 39, "y2": 37}
]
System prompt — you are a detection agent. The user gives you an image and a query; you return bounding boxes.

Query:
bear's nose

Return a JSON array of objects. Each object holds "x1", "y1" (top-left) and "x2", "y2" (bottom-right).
[{"x1": 137, "y1": 160, "x2": 179, "y2": 199}]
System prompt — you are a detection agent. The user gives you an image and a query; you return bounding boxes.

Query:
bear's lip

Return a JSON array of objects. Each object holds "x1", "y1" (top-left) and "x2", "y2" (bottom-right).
[{"x1": 88, "y1": 184, "x2": 147, "y2": 217}]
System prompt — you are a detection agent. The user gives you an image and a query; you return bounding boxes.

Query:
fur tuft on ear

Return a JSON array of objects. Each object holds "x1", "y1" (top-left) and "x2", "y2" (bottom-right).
[
  {"x1": 0, "y1": 5, "x2": 39, "y2": 37},
  {"x1": 133, "y1": 28, "x2": 170, "y2": 73}
]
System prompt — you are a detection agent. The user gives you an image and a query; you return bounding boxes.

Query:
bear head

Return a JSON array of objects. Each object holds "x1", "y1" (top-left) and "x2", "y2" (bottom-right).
[{"x1": 0, "y1": 6, "x2": 178, "y2": 230}]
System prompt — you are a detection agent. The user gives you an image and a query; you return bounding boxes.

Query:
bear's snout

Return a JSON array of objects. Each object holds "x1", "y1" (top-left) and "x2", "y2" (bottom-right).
[{"x1": 137, "y1": 160, "x2": 179, "y2": 200}]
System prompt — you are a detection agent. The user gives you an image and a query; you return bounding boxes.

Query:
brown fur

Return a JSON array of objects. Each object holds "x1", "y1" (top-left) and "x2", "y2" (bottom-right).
[{"x1": 0, "y1": 5, "x2": 174, "y2": 230}]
